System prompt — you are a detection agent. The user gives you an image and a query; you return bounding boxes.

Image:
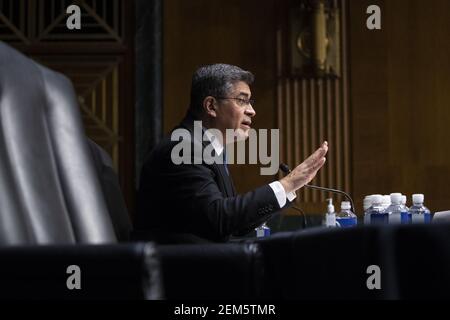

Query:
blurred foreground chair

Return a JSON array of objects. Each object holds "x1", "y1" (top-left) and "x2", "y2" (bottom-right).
[
  {"x1": 157, "y1": 242, "x2": 264, "y2": 300},
  {"x1": 253, "y1": 223, "x2": 450, "y2": 300},
  {"x1": 0, "y1": 41, "x2": 162, "y2": 299}
]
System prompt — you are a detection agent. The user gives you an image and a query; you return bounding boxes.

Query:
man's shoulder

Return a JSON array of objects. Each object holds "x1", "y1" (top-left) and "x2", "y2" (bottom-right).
[
  {"x1": 142, "y1": 127, "x2": 207, "y2": 167},
  {"x1": 154, "y1": 132, "x2": 179, "y2": 152},
  {"x1": 143, "y1": 133, "x2": 178, "y2": 166}
]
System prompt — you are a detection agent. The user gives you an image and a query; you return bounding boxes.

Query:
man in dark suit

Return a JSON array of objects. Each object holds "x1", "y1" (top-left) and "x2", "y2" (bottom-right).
[{"x1": 135, "y1": 64, "x2": 328, "y2": 243}]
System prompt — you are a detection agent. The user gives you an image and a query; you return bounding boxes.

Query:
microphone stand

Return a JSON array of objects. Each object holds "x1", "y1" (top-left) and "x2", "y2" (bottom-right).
[
  {"x1": 304, "y1": 184, "x2": 356, "y2": 215},
  {"x1": 287, "y1": 205, "x2": 307, "y2": 229},
  {"x1": 279, "y1": 163, "x2": 356, "y2": 219}
]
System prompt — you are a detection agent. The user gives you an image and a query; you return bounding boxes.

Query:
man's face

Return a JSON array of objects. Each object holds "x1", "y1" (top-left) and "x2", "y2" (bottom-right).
[{"x1": 213, "y1": 81, "x2": 256, "y2": 143}]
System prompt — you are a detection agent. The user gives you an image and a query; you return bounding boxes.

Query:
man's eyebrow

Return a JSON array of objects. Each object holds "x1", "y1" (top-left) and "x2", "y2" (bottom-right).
[{"x1": 237, "y1": 92, "x2": 250, "y2": 98}]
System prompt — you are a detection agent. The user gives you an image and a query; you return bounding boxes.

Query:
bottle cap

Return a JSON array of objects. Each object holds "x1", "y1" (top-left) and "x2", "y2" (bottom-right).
[
  {"x1": 372, "y1": 194, "x2": 383, "y2": 204},
  {"x1": 341, "y1": 201, "x2": 351, "y2": 210},
  {"x1": 401, "y1": 195, "x2": 407, "y2": 205},
  {"x1": 382, "y1": 195, "x2": 391, "y2": 207},
  {"x1": 390, "y1": 193, "x2": 402, "y2": 205},
  {"x1": 413, "y1": 194, "x2": 424, "y2": 204},
  {"x1": 363, "y1": 197, "x2": 373, "y2": 211}
]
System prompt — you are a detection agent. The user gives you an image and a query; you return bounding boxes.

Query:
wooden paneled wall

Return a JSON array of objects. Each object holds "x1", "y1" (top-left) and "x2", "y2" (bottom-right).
[
  {"x1": 349, "y1": 0, "x2": 450, "y2": 214},
  {"x1": 277, "y1": 0, "x2": 351, "y2": 214}
]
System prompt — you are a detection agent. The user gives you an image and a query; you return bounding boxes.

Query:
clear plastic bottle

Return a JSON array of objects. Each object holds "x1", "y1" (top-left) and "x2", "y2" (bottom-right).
[
  {"x1": 363, "y1": 195, "x2": 374, "y2": 212},
  {"x1": 384, "y1": 193, "x2": 409, "y2": 224},
  {"x1": 365, "y1": 194, "x2": 387, "y2": 225},
  {"x1": 401, "y1": 195, "x2": 408, "y2": 209},
  {"x1": 363, "y1": 195, "x2": 373, "y2": 224},
  {"x1": 409, "y1": 194, "x2": 432, "y2": 224},
  {"x1": 382, "y1": 195, "x2": 391, "y2": 210},
  {"x1": 400, "y1": 195, "x2": 410, "y2": 223},
  {"x1": 255, "y1": 222, "x2": 271, "y2": 238},
  {"x1": 336, "y1": 201, "x2": 357, "y2": 227}
]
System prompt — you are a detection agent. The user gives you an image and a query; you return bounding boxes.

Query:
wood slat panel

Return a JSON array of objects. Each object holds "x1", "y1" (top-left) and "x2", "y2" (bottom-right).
[
  {"x1": 277, "y1": 0, "x2": 351, "y2": 214},
  {"x1": 350, "y1": 0, "x2": 450, "y2": 214}
]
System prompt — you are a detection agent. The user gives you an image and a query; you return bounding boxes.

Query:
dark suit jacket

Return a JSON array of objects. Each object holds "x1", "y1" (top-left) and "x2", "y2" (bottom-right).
[{"x1": 135, "y1": 112, "x2": 289, "y2": 243}]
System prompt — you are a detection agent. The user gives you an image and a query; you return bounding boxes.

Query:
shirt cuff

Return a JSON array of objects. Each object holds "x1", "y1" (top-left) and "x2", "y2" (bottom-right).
[{"x1": 269, "y1": 181, "x2": 297, "y2": 208}]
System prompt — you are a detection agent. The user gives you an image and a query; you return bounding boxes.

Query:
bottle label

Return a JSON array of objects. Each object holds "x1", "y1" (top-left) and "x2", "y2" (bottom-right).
[
  {"x1": 389, "y1": 212, "x2": 409, "y2": 224},
  {"x1": 401, "y1": 212, "x2": 409, "y2": 224},
  {"x1": 389, "y1": 213, "x2": 402, "y2": 224},
  {"x1": 336, "y1": 217, "x2": 357, "y2": 227},
  {"x1": 370, "y1": 213, "x2": 388, "y2": 224},
  {"x1": 411, "y1": 213, "x2": 432, "y2": 224}
]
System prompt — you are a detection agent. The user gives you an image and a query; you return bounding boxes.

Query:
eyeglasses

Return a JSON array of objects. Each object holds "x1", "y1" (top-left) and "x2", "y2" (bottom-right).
[{"x1": 215, "y1": 97, "x2": 255, "y2": 107}]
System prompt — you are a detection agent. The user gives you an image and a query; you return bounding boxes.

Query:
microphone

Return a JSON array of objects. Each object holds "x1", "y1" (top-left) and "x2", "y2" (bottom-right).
[{"x1": 279, "y1": 163, "x2": 356, "y2": 214}]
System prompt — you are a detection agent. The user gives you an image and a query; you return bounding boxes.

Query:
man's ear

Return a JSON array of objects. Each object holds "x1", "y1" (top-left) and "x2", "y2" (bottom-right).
[{"x1": 203, "y1": 96, "x2": 217, "y2": 117}]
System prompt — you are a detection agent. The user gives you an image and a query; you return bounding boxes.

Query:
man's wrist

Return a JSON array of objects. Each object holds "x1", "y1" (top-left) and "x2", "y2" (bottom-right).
[{"x1": 279, "y1": 177, "x2": 294, "y2": 194}]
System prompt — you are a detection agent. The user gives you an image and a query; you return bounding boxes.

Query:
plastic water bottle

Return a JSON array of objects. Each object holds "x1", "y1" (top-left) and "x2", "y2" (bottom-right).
[
  {"x1": 401, "y1": 195, "x2": 410, "y2": 223},
  {"x1": 382, "y1": 195, "x2": 391, "y2": 210},
  {"x1": 409, "y1": 194, "x2": 432, "y2": 224},
  {"x1": 363, "y1": 195, "x2": 374, "y2": 224},
  {"x1": 255, "y1": 222, "x2": 271, "y2": 238},
  {"x1": 401, "y1": 195, "x2": 408, "y2": 209},
  {"x1": 324, "y1": 198, "x2": 337, "y2": 228},
  {"x1": 384, "y1": 193, "x2": 409, "y2": 224},
  {"x1": 336, "y1": 201, "x2": 357, "y2": 227},
  {"x1": 366, "y1": 195, "x2": 387, "y2": 224}
]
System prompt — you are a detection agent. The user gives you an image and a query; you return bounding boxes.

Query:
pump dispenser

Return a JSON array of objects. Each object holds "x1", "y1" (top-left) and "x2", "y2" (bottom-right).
[{"x1": 325, "y1": 198, "x2": 336, "y2": 227}]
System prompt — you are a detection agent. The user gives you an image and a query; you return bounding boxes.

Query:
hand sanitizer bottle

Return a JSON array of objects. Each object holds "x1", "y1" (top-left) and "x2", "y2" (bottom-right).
[{"x1": 324, "y1": 198, "x2": 337, "y2": 228}]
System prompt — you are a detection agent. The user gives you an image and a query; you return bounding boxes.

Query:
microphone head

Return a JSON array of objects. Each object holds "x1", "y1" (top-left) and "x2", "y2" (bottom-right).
[{"x1": 279, "y1": 163, "x2": 291, "y2": 174}]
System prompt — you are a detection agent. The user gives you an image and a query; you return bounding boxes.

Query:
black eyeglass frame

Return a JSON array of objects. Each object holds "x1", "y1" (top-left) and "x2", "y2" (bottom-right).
[{"x1": 215, "y1": 96, "x2": 255, "y2": 107}]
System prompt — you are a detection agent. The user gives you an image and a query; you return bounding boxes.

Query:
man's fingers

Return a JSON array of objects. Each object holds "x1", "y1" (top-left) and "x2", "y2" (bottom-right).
[
  {"x1": 304, "y1": 142, "x2": 328, "y2": 166},
  {"x1": 302, "y1": 148, "x2": 328, "y2": 171},
  {"x1": 315, "y1": 157, "x2": 326, "y2": 171},
  {"x1": 305, "y1": 156, "x2": 326, "y2": 175},
  {"x1": 287, "y1": 154, "x2": 327, "y2": 191},
  {"x1": 292, "y1": 141, "x2": 328, "y2": 177},
  {"x1": 305, "y1": 157, "x2": 326, "y2": 184}
]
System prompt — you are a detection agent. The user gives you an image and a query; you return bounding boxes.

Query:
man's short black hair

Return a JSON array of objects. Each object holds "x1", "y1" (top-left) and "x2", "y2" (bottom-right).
[{"x1": 189, "y1": 64, "x2": 254, "y2": 116}]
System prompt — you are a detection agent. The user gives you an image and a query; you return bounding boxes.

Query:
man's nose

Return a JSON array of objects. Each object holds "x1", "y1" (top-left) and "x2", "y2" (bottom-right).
[{"x1": 246, "y1": 104, "x2": 256, "y2": 117}]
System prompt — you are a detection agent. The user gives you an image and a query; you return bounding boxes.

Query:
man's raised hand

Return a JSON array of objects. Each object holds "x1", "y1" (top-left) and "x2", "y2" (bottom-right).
[{"x1": 280, "y1": 141, "x2": 328, "y2": 194}]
